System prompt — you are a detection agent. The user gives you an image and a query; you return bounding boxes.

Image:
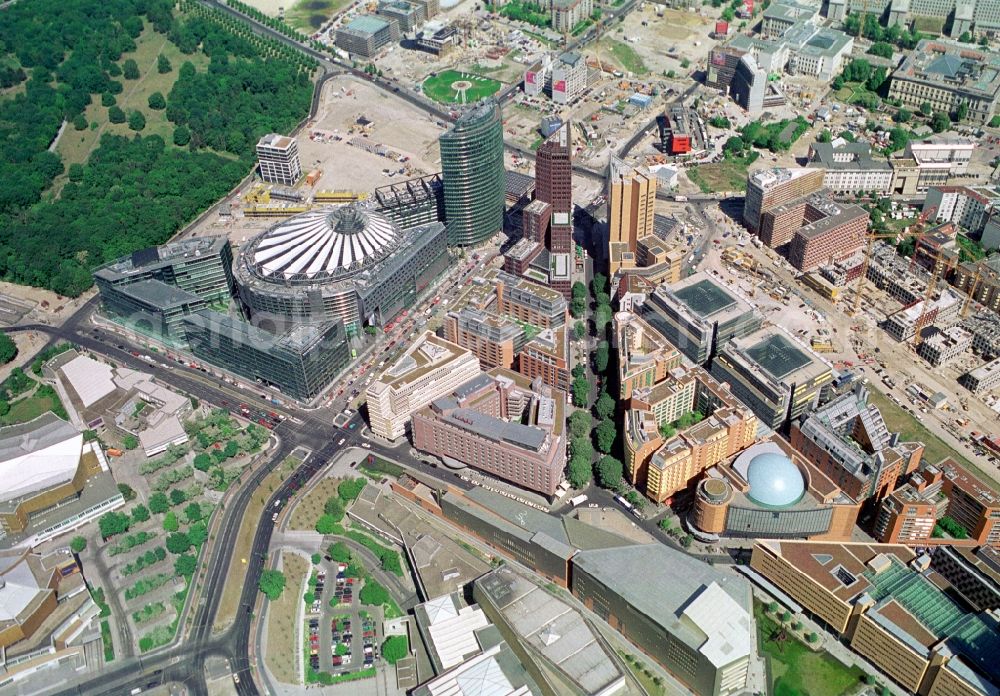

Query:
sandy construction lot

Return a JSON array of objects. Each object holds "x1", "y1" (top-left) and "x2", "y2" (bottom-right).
[
  {"x1": 299, "y1": 74, "x2": 445, "y2": 189},
  {"x1": 185, "y1": 74, "x2": 446, "y2": 246}
]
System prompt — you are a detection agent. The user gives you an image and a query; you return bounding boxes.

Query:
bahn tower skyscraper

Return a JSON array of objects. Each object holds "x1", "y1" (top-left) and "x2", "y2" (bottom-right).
[{"x1": 440, "y1": 100, "x2": 506, "y2": 247}]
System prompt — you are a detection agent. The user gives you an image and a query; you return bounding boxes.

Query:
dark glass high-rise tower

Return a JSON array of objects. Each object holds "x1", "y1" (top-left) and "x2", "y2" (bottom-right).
[
  {"x1": 535, "y1": 122, "x2": 573, "y2": 253},
  {"x1": 440, "y1": 100, "x2": 505, "y2": 247}
]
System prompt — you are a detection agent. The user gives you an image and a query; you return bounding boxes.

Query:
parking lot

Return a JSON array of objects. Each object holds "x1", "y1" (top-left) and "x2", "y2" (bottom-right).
[{"x1": 306, "y1": 560, "x2": 382, "y2": 676}]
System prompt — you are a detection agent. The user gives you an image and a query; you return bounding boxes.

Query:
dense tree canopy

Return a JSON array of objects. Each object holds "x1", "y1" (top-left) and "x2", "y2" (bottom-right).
[
  {"x1": 258, "y1": 569, "x2": 286, "y2": 600},
  {"x1": 0, "y1": 0, "x2": 316, "y2": 296},
  {"x1": 0, "y1": 333, "x2": 16, "y2": 364}
]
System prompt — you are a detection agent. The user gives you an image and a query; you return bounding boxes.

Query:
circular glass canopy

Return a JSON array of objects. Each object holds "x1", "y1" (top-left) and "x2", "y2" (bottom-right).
[
  {"x1": 248, "y1": 205, "x2": 400, "y2": 283},
  {"x1": 745, "y1": 452, "x2": 805, "y2": 508}
]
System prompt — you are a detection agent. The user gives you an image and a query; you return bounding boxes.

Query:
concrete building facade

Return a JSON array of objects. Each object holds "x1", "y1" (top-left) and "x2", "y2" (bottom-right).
[
  {"x1": 256, "y1": 133, "x2": 302, "y2": 186},
  {"x1": 367, "y1": 332, "x2": 482, "y2": 440},
  {"x1": 412, "y1": 370, "x2": 566, "y2": 496}
]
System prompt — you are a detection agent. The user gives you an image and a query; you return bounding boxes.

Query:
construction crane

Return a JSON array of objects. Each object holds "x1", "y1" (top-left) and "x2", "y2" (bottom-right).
[
  {"x1": 913, "y1": 242, "x2": 957, "y2": 346},
  {"x1": 849, "y1": 205, "x2": 936, "y2": 319},
  {"x1": 959, "y1": 259, "x2": 986, "y2": 319}
]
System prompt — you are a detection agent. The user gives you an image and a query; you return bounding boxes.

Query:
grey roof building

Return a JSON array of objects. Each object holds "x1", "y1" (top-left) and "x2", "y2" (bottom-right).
[
  {"x1": 710, "y1": 326, "x2": 833, "y2": 431},
  {"x1": 889, "y1": 39, "x2": 1000, "y2": 124},
  {"x1": 334, "y1": 15, "x2": 400, "y2": 58},
  {"x1": 571, "y1": 544, "x2": 755, "y2": 696},
  {"x1": 473, "y1": 566, "x2": 628, "y2": 696},
  {"x1": 94, "y1": 236, "x2": 236, "y2": 344},
  {"x1": 94, "y1": 236, "x2": 235, "y2": 304},
  {"x1": 808, "y1": 140, "x2": 895, "y2": 195},
  {"x1": 640, "y1": 272, "x2": 762, "y2": 365}
]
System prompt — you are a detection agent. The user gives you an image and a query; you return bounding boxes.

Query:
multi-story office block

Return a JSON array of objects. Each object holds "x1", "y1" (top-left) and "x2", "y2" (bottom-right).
[
  {"x1": 550, "y1": 0, "x2": 593, "y2": 32},
  {"x1": 371, "y1": 173, "x2": 445, "y2": 230},
  {"x1": 918, "y1": 326, "x2": 973, "y2": 366},
  {"x1": 963, "y1": 311, "x2": 1000, "y2": 358},
  {"x1": 94, "y1": 236, "x2": 236, "y2": 342},
  {"x1": 731, "y1": 54, "x2": 767, "y2": 116},
  {"x1": 99, "y1": 280, "x2": 208, "y2": 344},
  {"x1": 502, "y1": 238, "x2": 543, "y2": 277},
  {"x1": 256, "y1": 133, "x2": 302, "y2": 186},
  {"x1": 335, "y1": 15, "x2": 400, "y2": 58},
  {"x1": 615, "y1": 311, "x2": 683, "y2": 399},
  {"x1": 657, "y1": 106, "x2": 706, "y2": 155},
  {"x1": 889, "y1": 39, "x2": 1000, "y2": 124},
  {"x1": 829, "y1": 0, "x2": 1000, "y2": 39},
  {"x1": 760, "y1": 0, "x2": 819, "y2": 38},
  {"x1": 625, "y1": 364, "x2": 751, "y2": 492},
  {"x1": 520, "y1": 199, "x2": 551, "y2": 246},
  {"x1": 939, "y1": 457, "x2": 1000, "y2": 546},
  {"x1": 787, "y1": 199, "x2": 868, "y2": 272},
  {"x1": 367, "y1": 332, "x2": 482, "y2": 440},
  {"x1": 874, "y1": 465, "x2": 947, "y2": 544},
  {"x1": 710, "y1": 326, "x2": 832, "y2": 431},
  {"x1": 906, "y1": 135, "x2": 974, "y2": 174},
  {"x1": 808, "y1": 141, "x2": 894, "y2": 195},
  {"x1": 752, "y1": 539, "x2": 1000, "y2": 696},
  {"x1": 791, "y1": 384, "x2": 925, "y2": 502},
  {"x1": 376, "y1": 0, "x2": 425, "y2": 32},
  {"x1": 929, "y1": 545, "x2": 1000, "y2": 612},
  {"x1": 960, "y1": 356, "x2": 1000, "y2": 394},
  {"x1": 492, "y1": 270, "x2": 567, "y2": 328},
  {"x1": 440, "y1": 100, "x2": 505, "y2": 247},
  {"x1": 607, "y1": 156, "x2": 656, "y2": 273},
  {"x1": 890, "y1": 150, "x2": 960, "y2": 197},
  {"x1": 443, "y1": 307, "x2": 522, "y2": 371},
  {"x1": 706, "y1": 45, "x2": 747, "y2": 93},
  {"x1": 640, "y1": 272, "x2": 762, "y2": 365},
  {"x1": 535, "y1": 123, "x2": 573, "y2": 253},
  {"x1": 743, "y1": 167, "x2": 825, "y2": 233},
  {"x1": 882, "y1": 289, "x2": 962, "y2": 343},
  {"x1": 518, "y1": 325, "x2": 571, "y2": 393},
  {"x1": 94, "y1": 236, "x2": 235, "y2": 305},
  {"x1": 523, "y1": 52, "x2": 588, "y2": 104},
  {"x1": 953, "y1": 256, "x2": 1000, "y2": 316},
  {"x1": 924, "y1": 185, "x2": 1000, "y2": 235},
  {"x1": 645, "y1": 407, "x2": 757, "y2": 503},
  {"x1": 182, "y1": 311, "x2": 350, "y2": 402},
  {"x1": 411, "y1": 369, "x2": 566, "y2": 496}
]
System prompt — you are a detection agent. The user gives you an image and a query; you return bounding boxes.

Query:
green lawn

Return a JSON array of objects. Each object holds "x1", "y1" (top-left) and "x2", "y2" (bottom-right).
[
  {"x1": 687, "y1": 159, "x2": 750, "y2": 193},
  {"x1": 55, "y1": 21, "x2": 212, "y2": 175},
  {"x1": 755, "y1": 602, "x2": 867, "y2": 696},
  {"x1": 864, "y1": 388, "x2": 997, "y2": 490},
  {"x1": 422, "y1": 70, "x2": 502, "y2": 104},
  {"x1": 285, "y1": 0, "x2": 352, "y2": 31},
  {"x1": 831, "y1": 82, "x2": 879, "y2": 107},
  {"x1": 601, "y1": 39, "x2": 647, "y2": 75},
  {"x1": 1, "y1": 387, "x2": 64, "y2": 425}
]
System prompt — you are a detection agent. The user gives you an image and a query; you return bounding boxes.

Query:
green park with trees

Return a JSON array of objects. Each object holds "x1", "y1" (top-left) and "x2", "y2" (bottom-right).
[{"x1": 0, "y1": 0, "x2": 317, "y2": 296}]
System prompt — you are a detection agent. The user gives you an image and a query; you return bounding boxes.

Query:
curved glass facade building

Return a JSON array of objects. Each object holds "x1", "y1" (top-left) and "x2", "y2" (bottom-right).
[
  {"x1": 440, "y1": 100, "x2": 505, "y2": 247},
  {"x1": 233, "y1": 203, "x2": 448, "y2": 335}
]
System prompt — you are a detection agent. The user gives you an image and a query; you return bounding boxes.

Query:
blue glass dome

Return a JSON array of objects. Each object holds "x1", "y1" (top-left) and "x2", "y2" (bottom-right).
[{"x1": 746, "y1": 452, "x2": 804, "y2": 508}]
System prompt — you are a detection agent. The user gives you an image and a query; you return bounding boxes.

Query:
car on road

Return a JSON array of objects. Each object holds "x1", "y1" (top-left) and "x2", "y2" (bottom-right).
[{"x1": 338, "y1": 438, "x2": 346, "y2": 445}]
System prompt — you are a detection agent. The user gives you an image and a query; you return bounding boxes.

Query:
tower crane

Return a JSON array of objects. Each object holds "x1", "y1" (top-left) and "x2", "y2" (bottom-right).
[{"x1": 848, "y1": 206, "x2": 937, "y2": 320}]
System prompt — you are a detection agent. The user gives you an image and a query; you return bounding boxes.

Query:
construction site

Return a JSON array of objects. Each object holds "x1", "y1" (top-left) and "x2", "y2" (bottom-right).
[{"x1": 184, "y1": 73, "x2": 446, "y2": 246}]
